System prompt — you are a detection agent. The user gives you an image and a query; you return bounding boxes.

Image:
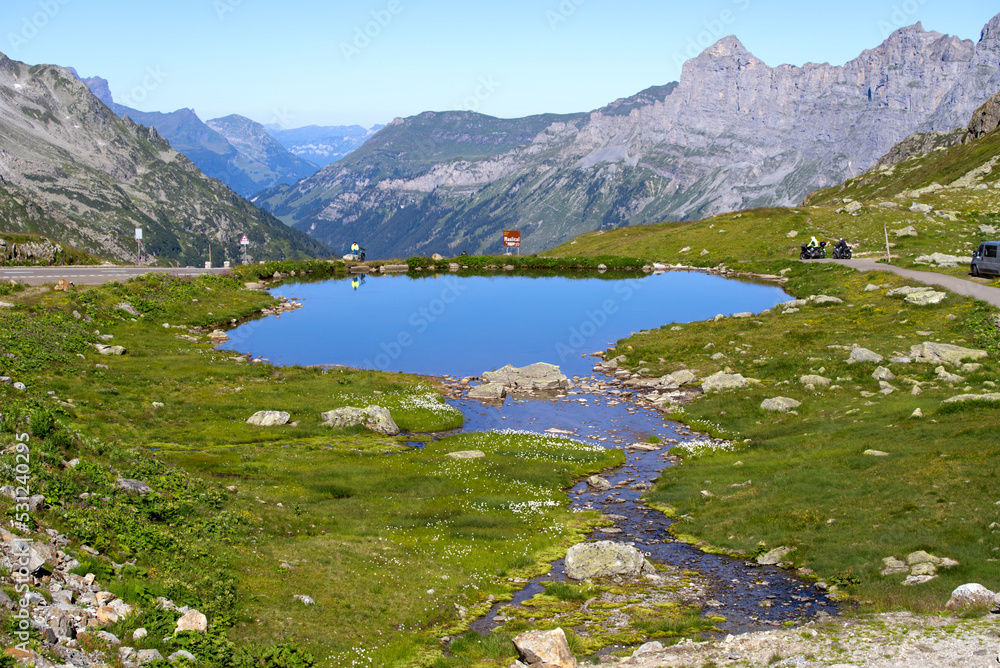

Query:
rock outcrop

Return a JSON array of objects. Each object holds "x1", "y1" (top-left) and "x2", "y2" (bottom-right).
[
  {"x1": 481, "y1": 363, "x2": 572, "y2": 392},
  {"x1": 320, "y1": 405, "x2": 400, "y2": 435},
  {"x1": 564, "y1": 541, "x2": 650, "y2": 580}
]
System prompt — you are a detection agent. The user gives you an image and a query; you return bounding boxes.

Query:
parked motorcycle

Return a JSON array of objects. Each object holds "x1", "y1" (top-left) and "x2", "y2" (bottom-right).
[
  {"x1": 800, "y1": 240, "x2": 826, "y2": 260},
  {"x1": 832, "y1": 242, "x2": 852, "y2": 259}
]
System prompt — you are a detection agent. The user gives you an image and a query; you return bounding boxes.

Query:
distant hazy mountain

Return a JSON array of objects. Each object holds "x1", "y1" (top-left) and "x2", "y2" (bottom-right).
[
  {"x1": 81, "y1": 77, "x2": 319, "y2": 197},
  {"x1": 1, "y1": 55, "x2": 329, "y2": 264},
  {"x1": 265, "y1": 124, "x2": 383, "y2": 167},
  {"x1": 257, "y1": 13, "x2": 1000, "y2": 258}
]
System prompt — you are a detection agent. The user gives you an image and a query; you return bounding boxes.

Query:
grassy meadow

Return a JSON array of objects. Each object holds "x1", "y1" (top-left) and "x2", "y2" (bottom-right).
[{"x1": 0, "y1": 266, "x2": 621, "y2": 666}]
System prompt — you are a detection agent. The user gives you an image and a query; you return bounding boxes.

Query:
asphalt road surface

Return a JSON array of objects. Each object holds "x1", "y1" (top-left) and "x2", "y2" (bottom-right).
[
  {"x1": 0, "y1": 265, "x2": 232, "y2": 286},
  {"x1": 816, "y1": 258, "x2": 1000, "y2": 308}
]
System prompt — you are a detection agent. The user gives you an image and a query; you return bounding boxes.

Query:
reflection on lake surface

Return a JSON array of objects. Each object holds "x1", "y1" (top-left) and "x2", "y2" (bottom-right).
[{"x1": 220, "y1": 271, "x2": 788, "y2": 377}]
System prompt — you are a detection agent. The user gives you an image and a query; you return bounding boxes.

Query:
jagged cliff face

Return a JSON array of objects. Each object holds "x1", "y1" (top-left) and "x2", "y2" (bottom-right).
[
  {"x1": 0, "y1": 54, "x2": 329, "y2": 264},
  {"x1": 258, "y1": 14, "x2": 1000, "y2": 258}
]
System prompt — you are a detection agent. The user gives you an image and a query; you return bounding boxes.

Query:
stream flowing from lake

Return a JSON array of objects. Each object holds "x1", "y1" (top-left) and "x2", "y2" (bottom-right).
[{"x1": 220, "y1": 271, "x2": 835, "y2": 639}]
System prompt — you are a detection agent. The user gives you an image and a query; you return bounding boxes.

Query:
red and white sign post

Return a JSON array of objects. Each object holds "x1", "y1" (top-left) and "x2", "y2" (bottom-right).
[{"x1": 502, "y1": 230, "x2": 521, "y2": 255}]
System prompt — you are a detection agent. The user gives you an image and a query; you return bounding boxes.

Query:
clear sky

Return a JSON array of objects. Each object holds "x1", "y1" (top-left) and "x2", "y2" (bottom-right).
[{"x1": 1, "y1": 0, "x2": 997, "y2": 129}]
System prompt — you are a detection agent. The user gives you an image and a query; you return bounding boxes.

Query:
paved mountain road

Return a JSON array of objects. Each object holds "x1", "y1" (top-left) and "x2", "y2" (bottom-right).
[
  {"x1": 815, "y1": 258, "x2": 1000, "y2": 308},
  {"x1": 0, "y1": 265, "x2": 231, "y2": 286}
]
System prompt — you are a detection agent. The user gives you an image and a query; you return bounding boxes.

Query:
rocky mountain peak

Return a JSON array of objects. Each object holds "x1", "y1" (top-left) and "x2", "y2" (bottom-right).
[
  {"x1": 700, "y1": 35, "x2": 758, "y2": 61},
  {"x1": 982, "y1": 12, "x2": 1000, "y2": 42},
  {"x1": 81, "y1": 75, "x2": 113, "y2": 106}
]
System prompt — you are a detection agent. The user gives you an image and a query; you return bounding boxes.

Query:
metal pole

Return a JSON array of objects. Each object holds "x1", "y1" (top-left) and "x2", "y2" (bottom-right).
[{"x1": 883, "y1": 223, "x2": 891, "y2": 262}]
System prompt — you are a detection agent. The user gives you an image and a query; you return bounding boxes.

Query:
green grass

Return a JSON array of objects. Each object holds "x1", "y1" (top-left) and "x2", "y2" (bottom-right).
[{"x1": 0, "y1": 266, "x2": 622, "y2": 666}]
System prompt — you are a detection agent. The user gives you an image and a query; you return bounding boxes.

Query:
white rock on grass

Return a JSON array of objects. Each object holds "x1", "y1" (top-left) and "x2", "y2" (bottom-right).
[
  {"x1": 175, "y1": 609, "x2": 207, "y2": 634},
  {"x1": 872, "y1": 366, "x2": 895, "y2": 381},
  {"x1": 847, "y1": 347, "x2": 883, "y2": 364},
  {"x1": 945, "y1": 583, "x2": 996, "y2": 610},
  {"x1": 702, "y1": 372, "x2": 751, "y2": 392},
  {"x1": 799, "y1": 374, "x2": 831, "y2": 387},
  {"x1": 513, "y1": 628, "x2": 577, "y2": 668},
  {"x1": 909, "y1": 342, "x2": 987, "y2": 365},
  {"x1": 246, "y1": 411, "x2": 290, "y2": 426},
  {"x1": 320, "y1": 406, "x2": 400, "y2": 435},
  {"x1": 565, "y1": 541, "x2": 648, "y2": 580},
  {"x1": 446, "y1": 450, "x2": 485, "y2": 460},
  {"x1": 761, "y1": 397, "x2": 801, "y2": 413}
]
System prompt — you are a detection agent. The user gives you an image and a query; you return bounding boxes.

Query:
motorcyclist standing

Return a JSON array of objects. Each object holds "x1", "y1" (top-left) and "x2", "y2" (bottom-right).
[{"x1": 807, "y1": 236, "x2": 820, "y2": 249}]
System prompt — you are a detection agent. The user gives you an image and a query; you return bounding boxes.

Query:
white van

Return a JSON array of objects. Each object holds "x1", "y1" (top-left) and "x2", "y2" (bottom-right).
[{"x1": 971, "y1": 241, "x2": 1000, "y2": 277}]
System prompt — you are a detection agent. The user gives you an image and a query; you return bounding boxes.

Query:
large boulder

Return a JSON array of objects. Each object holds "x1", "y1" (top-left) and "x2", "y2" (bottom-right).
[
  {"x1": 175, "y1": 609, "x2": 207, "y2": 634},
  {"x1": 513, "y1": 628, "x2": 577, "y2": 668},
  {"x1": 847, "y1": 346, "x2": 883, "y2": 364},
  {"x1": 481, "y1": 363, "x2": 572, "y2": 391},
  {"x1": 905, "y1": 291, "x2": 946, "y2": 305},
  {"x1": 761, "y1": 397, "x2": 800, "y2": 413},
  {"x1": 945, "y1": 583, "x2": 996, "y2": 610},
  {"x1": 320, "y1": 406, "x2": 400, "y2": 435},
  {"x1": 943, "y1": 392, "x2": 1000, "y2": 404},
  {"x1": 659, "y1": 369, "x2": 698, "y2": 388},
  {"x1": 467, "y1": 383, "x2": 507, "y2": 400},
  {"x1": 757, "y1": 546, "x2": 795, "y2": 565},
  {"x1": 245, "y1": 411, "x2": 290, "y2": 426},
  {"x1": 565, "y1": 541, "x2": 646, "y2": 580},
  {"x1": 909, "y1": 342, "x2": 988, "y2": 365},
  {"x1": 969, "y1": 91, "x2": 1000, "y2": 140},
  {"x1": 799, "y1": 374, "x2": 831, "y2": 387},
  {"x1": 701, "y1": 371, "x2": 750, "y2": 392}
]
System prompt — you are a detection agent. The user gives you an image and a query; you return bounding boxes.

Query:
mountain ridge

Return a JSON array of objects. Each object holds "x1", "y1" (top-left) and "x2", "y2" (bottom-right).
[
  {"x1": 0, "y1": 53, "x2": 330, "y2": 264},
  {"x1": 257, "y1": 12, "x2": 1000, "y2": 259}
]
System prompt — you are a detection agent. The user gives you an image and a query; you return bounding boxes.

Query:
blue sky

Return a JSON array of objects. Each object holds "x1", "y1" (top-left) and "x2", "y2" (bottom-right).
[{"x1": 1, "y1": 0, "x2": 996, "y2": 128}]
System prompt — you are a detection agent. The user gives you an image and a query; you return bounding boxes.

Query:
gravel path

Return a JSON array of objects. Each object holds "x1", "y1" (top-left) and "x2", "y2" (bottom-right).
[
  {"x1": 814, "y1": 258, "x2": 1000, "y2": 308},
  {"x1": 596, "y1": 611, "x2": 1000, "y2": 667}
]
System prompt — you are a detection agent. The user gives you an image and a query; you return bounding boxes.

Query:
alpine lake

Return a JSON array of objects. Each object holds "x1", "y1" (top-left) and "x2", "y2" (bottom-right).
[{"x1": 218, "y1": 269, "x2": 838, "y2": 658}]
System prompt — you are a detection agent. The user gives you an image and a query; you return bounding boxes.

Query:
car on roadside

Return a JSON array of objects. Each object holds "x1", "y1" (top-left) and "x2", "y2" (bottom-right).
[{"x1": 971, "y1": 241, "x2": 1000, "y2": 277}]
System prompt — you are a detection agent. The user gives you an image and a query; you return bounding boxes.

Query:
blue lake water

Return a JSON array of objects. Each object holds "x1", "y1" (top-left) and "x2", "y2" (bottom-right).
[{"x1": 220, "y1": 271, "x2": 788, "y2": 377}]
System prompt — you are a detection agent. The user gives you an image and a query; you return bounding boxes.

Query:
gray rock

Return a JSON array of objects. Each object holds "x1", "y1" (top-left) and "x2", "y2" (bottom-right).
[
  {"x1": 445, "y1": 450, "x2": 485, "y2": 460},
  {"x1": 945, "y1": 583, "x2": 996, "y2": 610},
  {"x1": 881, "y1": 556, "x2": 909, "y2": 575},
  {"x1": 799, "y1": 374, "x2": 831, "y2": 387},
  {"x1": 245, "y1": 410, "x2": 291, "y2": 426},
  {"x1": 908, "y1": 203, "x2": 932, "y2": 214},
  {"x1": 761, "y1": 397, "x2": 801, "y2": 412},
  {"x1": 886, "y1": 286, "x2": 933, "y2": 297},
  {"x1": 97, "y1": 630, "x2": 121, "y2": 645},
  {"x1": 116, "y1": 478, "x2": 153, "y2": 494},
  {"x1": 586, "y1": 475, "x2": 612, "y2": 491},
  {"x1": 942, "y1": 392, "x2": 1000, "y2": 404},
  {"x1": 168, "y1": 650, "x2": 197, "y2": 663},
  {"x1": 905, "y1": 291, "x2": 946, "y2": 305},
  {"x1": 914, "y1": 252, "x2": 965, "y2": 266},
  {"x1": 757, "y1": 546, "x2": 795, "y2": 565},
  {"x1": 659, "y1": 369, "x2": 698, "y2": 388},
  {"x1": 864, "y1": 450, "x2": 890, "y2": 456},
  {"x1": 565, "y1": 540, "x2": 646, "y2": 579},
  {"x1": 847, "y1": 347, "x2": 883, "y2": 364},
  {"x1": 909, "y1": 342, "x2": 987, "y2": 365},
  {"x1": 702, "y1": 371, "x2": 750, "y2": 392},
  {"x1": 138, "y1": 649, "x2": 165, "y2": 664},
  {"x1": 935, "y1": 366, "x2": 965, "y2": 384},
  {"x1": 320, "y1": 405, "x2": 400, "y2": 435},
  {"x1": 513, "y1": 628, "x2": 576, "y2": 668},
  {"x1": 175, "y1": 609, "x2": 207, "y2": 633},
  {"x1": 467, "y1": 383, "x2": 507, "y2": 400},
  {"x1": 481, "y1": 363, "x2": 572, "y2": 391},
  {"x1": 293, "y1": 595, "x2": 315, "y2": 606},
  {"x1": 116, "y1": 302, "x2": 140, "y2": 316},
  {"x1": 94, "y1": 343, "x2": 127, "y2": 355},
  {"x1": 810, "y1": 295, "x2": 843, "y2": 305},
  {"x1": 871, "y1": 366, "x2": 895, "y2": 381},
  {"x1": 633, "y1": 641, "x2": 664, "y2": 656},
  {"x1": 893, "y1": 224, "x2": 919, "y2": 236},
  {"x1": 13, "y1": 382, "x2": 26, "y2": 391}
]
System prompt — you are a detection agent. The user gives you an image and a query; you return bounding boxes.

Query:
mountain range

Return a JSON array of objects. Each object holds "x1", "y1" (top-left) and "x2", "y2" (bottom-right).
[
  {"x1": 256, "y1": 13, "x2": 1000, "y2": 259},
  {"x1": 0, "y1": 54, "x2": 329, "y2": 264},
  {"x1": 265, "y1": 124, "x2": 383, "y2": 168}
]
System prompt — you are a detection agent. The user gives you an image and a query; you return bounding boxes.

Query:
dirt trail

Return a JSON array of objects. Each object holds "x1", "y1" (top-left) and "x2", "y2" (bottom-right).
[{"x1": 815, "y1": 258, "x2": 1000, "y2": 307}]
